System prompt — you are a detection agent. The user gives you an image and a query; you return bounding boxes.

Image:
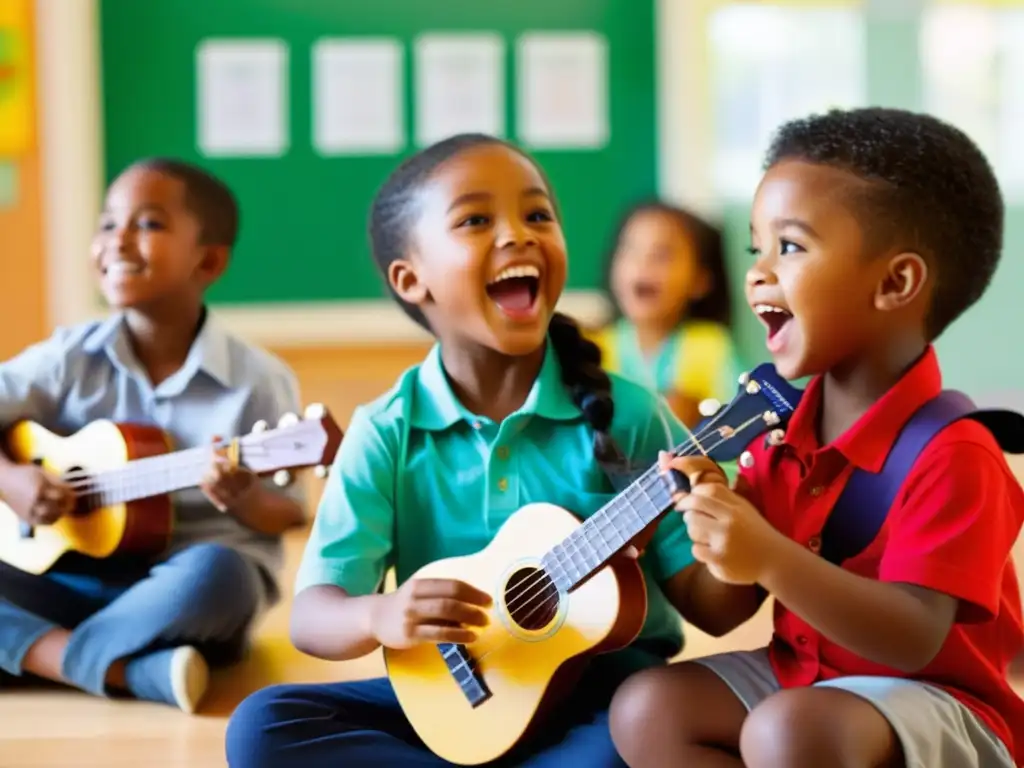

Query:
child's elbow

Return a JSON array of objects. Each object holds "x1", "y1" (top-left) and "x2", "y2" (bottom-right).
[{"x1": 889, "y1": 626, "x2": 950, "y2": 674}]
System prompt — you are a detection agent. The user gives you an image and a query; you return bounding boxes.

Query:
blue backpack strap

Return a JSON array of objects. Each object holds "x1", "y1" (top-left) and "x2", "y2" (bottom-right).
[{"x1": 819, "y1": 390, "x2": 979, "y2": 567}]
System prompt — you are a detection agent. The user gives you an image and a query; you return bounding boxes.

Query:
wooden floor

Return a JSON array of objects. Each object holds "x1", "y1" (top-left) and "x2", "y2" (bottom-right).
[
  {"x1": 0, "y1": 525, "x2": 775, "y2": 768},
  {"x1": 1, "y1": 526, "x2": 1019, "y2": 768}
]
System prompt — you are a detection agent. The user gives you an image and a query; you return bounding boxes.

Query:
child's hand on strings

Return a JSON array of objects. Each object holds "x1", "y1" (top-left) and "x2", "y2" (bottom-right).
[
  {"x1": 0, "y1": 463, "x2": 75, "y2": 525},
  {"x1": 370, "y1": 578, "x2": 494, "y2": 650},
  {"x1": 658, "y1": 451, "x2": 781, "y2": 586},
  {"x1": 201, "y1": 435, "x2": 259, "y2": 514}
]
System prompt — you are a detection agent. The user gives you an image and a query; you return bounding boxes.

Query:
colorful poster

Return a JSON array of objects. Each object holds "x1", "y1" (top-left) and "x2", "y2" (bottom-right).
[
  {"x1": 0, "y1": 0, "x2": 33, "y2": 156},
  {"x1": 0, "y1": 161, "x2": 16, "y2": 207}
]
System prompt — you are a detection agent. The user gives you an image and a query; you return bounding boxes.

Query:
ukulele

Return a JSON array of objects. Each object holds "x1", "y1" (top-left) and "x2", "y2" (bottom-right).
[
  {"x1": 0, "y1": 404, "x2": 343, "y2": 575},
  {"x1": 385, "y1": 364, "x2": 802, "y2": 765}
]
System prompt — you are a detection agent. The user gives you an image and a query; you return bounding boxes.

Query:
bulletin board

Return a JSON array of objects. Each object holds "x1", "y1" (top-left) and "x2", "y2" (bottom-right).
[
  {"x1": 704, "y1": 1, "x2": 1024, "y2": 395},
  {"x1": 98, "y1": 0, "x2": 658, "y2": 306}
]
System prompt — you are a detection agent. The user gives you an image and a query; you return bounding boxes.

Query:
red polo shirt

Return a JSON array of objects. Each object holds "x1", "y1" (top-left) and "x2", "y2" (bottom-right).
[{"x1": 741, "y1": 347, "x2": 1024, "y2": 763}]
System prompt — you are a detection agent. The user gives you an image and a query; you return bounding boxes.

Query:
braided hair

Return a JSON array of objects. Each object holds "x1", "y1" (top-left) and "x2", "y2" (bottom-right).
[{"x1": 368, "y1": 133, "x2": 625, "y2": 468}]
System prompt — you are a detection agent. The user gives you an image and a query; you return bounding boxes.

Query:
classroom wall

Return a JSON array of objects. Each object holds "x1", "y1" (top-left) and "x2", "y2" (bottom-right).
[{"x1": 0, "y1": 0, "x2": 45, "y2": 361}]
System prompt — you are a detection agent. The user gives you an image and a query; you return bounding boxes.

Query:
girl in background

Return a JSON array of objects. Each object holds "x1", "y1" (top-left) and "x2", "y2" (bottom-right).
[{"x1": 592, "y1": 202, "x2": 743, "y2": 428}]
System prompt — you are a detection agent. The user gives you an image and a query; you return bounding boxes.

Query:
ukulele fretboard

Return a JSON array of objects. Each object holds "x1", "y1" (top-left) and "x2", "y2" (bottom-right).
[
  {"x1": 68, "y1": 446, "x2": 225, "y2": 508},
  {"x1": 541, "y1": 463, "x2": 674, "y2": 593}
]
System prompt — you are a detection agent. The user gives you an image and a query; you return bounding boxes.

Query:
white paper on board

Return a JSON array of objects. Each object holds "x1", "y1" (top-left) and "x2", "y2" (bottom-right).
[
  {"x1": 708, "y1": 7, "x2": 866, "y2": 201},
  {"x1": 414, "y1": 33, "x2": 504, "y2": 146},
  {"x1": 196, "y1": 39, "x2": 289, "y2": 157},
  {"x1": 517, "y1": 31, "x2": 609, "y2": 150},
  {"x1": 312, "y1": 38, "x2": 404, "y2": 155}
]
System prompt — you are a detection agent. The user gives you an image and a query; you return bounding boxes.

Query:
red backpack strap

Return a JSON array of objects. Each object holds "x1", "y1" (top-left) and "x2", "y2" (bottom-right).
[{"x1": 819, "y1": 391, "x2": 1024, "y2": 566}]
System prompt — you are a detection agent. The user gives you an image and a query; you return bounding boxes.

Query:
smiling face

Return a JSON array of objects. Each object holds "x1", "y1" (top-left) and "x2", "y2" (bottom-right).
[
  {"x1": 388, "y1": 142, "x2": 567, "y2": 357},
  {"x1": 91, "y1": 167, "x2": 226, "y2": 311},
  {"x1": 609, "y1": 208, "x2": 708, "y2": 329},
  {"x1": 746, "y1": 159, "x2": 903, "y2": 380}
]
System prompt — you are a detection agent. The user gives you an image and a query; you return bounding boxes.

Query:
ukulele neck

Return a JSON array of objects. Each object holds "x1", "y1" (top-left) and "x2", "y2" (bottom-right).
[
  {"x1": 74, "y1": 445, "x2": 225, "y2": 506},
  {"x1": 540, "y1": 462, "x2": 673, "y2": 593}
]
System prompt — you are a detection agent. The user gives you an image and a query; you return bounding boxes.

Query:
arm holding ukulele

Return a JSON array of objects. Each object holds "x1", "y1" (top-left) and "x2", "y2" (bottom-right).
[
  {"x1": 0, "y1": 334, "x2": 76, "y2": 525},
  {"x1": 660, "y1": 442, "x2": 1018, "y2": 673},
  {"x1": 290, "y1": 407, "x2": 490, "y2": 661},
  {"x1": 201, "y1": 367, "x2": 308, "y2": 536},
  {"x1": 629, "y1": 399, "x2": 766, "y2": 638}
]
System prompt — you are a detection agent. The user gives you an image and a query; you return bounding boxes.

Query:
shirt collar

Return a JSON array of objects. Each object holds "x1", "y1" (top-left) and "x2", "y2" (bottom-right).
[
  {"x1": 782, "y1": 346, "x2": 943, "y2": 472},
  {"x1": 410, "y1": 339, "x2": 581, "y2": 431},
  {"x1": 81, "y1": 308, "x2": 233, "y2": 391}
]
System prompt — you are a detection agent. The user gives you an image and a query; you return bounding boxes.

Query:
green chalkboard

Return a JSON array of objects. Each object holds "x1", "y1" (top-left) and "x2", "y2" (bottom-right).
[{"x1": 98, "y1": 0, "x2": 657, "y2": 305}]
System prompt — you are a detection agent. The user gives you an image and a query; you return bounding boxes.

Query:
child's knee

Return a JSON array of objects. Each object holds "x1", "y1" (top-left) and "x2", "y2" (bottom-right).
[
  {"x1": 169, "y1": 543, "x2": 255, "y2": 596},
  {"x1": 740, "y1": 688, "x2": 900, "y2": 768},
  {"x1": 225, "y1": 684, "x2": 302, "y2": 767},
  {"x1": 610, "y1": 662, "x2": 742, "y2": 758}
]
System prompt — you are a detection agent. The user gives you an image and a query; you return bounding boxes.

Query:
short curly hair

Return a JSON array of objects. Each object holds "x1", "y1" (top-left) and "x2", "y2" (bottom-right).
[
  {"x1": 129, "y1": 157, "x2": 240, "y2": 248},
  {"x1": 764, "y1": 107, "x2": 1004, "y2": 339}
]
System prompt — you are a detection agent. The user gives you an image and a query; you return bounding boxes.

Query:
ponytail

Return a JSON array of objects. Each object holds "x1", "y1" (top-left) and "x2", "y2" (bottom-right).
[{"x1": 548, "y1": 312, "x2": 627, "y2": 475}]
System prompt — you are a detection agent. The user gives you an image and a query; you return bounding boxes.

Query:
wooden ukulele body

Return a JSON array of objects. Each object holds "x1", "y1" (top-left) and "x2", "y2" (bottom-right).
[
  {"x1": 0, "y1": 420, "x2": 174, "y2": 574},
  {"x1": 384, "y1": 501, "x2": 647, "y2": 766}
]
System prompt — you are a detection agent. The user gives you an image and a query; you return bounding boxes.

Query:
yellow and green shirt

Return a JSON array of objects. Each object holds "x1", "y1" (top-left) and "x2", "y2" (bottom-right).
[{"x1": 591, "y1": 319, "x2": 743, "y2": 408}]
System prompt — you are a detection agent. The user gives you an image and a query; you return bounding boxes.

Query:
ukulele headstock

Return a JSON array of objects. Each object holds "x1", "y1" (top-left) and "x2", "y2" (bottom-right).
[
  {"x1": 239, "y1": 403, "x2": 344, "y2": 484},
  {"x1": 686, "y1": 363, "x2": 803, "y2": 463}
]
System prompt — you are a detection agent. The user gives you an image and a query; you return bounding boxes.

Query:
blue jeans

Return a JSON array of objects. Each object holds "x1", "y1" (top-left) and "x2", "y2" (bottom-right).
[
  {"x1": 0, "y1": 542, "x2": 261, "y2": 696},
  {"x1": 225, "y1": 649, "x2": 662, "y2": 767}
]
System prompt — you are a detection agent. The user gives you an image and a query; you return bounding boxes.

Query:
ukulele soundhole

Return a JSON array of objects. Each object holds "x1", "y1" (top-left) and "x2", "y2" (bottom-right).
[{"x1": 503, "y1": 566, "x2": 560, "y2": 631}]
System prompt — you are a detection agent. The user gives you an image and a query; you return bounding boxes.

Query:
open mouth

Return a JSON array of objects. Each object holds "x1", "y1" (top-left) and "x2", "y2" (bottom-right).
[
  {"x1": 102, "y1": 262, "x2": 144, "y2": 278},
  {"x1": 632, "y1": 281, "x2": 660, "y2": 300},
  {"x1": 754, "y1": 303, "x2": 793, "y2": 347},
  {"x1": 486, "y1": 264, "x2": 541, "y2": 319}
]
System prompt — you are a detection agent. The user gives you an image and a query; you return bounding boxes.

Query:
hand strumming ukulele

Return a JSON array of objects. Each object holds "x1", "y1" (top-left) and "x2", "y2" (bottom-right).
[
  {"x1": 0, "y1": 404, "x2": 343, "y2": 575},
  {"x1": 384, "y1": 365, "x2": 802, "y2": 765}
]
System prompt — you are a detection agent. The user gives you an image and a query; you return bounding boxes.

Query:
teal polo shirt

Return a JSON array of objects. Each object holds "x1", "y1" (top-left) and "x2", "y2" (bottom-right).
[{"x1": 296, "y1": 340, "x2": 697, "y2": 657}]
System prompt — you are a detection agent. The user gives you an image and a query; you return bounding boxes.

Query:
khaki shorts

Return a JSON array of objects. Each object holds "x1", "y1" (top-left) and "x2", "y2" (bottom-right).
[{"x1": 694, "y1": 648, "x2": 1014, "y2": 768}]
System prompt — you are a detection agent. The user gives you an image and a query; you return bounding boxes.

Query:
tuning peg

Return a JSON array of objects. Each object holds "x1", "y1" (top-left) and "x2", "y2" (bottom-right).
[
  {"x1": 273, "y1": 469, "x2": 293, "y2": 487},
  {"x1": 304, "y1": 403, "x2": 326, "y2": 420},
  {"x1": 698, "y1": 398, "x2": 721, "y2": 417},
  {"x1": 313, "y1": 464, "x2": 328, "y2": 479},
  {"x1": 278, "y1": 412, "x2": 299, "y2": 428},
  {"x1": 745, "y1": 380, "x2": 762, "y2": 395},
  {"x1": 767, "y1": 428, "x2": 786, "y2": 446},
  {"x1": 762, "y1": 411, "x2": 780, "y2": 426},
  {"x1": 739, "y1": 450, "x2": 755, "y2": 469},
  {"x1": 251, "y1": 419, "x2": 269, "y2": 434},
  {"x1": 738, "y1": 371, "x2": 750, "y2": 386}
]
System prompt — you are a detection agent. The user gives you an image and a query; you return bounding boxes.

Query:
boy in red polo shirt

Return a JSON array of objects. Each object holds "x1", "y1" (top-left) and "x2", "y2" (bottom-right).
[{"x1": 608, "y1": 107, "x2": 1024, "y2": 768}]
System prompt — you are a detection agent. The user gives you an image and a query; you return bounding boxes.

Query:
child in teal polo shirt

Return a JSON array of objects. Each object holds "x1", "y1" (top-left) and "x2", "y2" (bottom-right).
[{"x1": 226, "y1": 134, "x2": 759, "y2": 767}]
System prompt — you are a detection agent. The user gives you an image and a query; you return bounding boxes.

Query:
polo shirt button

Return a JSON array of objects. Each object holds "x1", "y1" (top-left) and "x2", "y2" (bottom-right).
[
  {"x1": 808, "y1": 535, "x2": 822, "y2": 553},
  {"x1": 497, "y1": 478, "x2": 509, "y2": 492},
  {"x1": 796, "y1": 635, "x2": 809, "y2": 646},
  {"x1": 496, "y1": 446, "x2": 510, "y2": 460},
  {"x1": 472, "y1": 420, "x2": 483, "y2": 430},
  {"x1": 809, "y1": 486, "x2": 823, "y2": 497}
]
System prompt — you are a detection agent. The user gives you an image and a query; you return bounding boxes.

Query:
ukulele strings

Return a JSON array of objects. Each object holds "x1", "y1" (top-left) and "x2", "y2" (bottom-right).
[
  {"x1": 495, "y1": 401, "x2": 744, "y2": 623},
  {"x1": 55, "y1": 442, "x2": 270, "y2": 500},
  {"x1": 494, "y1": 412, "x2": 760, "y2": 631},
  {"x1": 461, "y1": 413, "x2": 767, "y2": 676}
]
